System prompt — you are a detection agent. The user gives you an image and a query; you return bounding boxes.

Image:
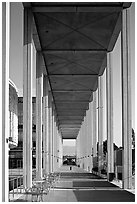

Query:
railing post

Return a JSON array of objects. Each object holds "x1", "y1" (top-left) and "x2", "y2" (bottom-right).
[
  {"x1": 20, "y1": 177, "x2": 21, "y2": 193},
  {"x1": 13, "y1": 180, "x2": 14, "y2": 198},
  {"x1": 17, "y1": 177, "x2": 18, "y2": 194}
]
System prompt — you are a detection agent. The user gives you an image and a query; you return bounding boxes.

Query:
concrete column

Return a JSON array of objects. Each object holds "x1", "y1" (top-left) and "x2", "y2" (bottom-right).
[
  {"x1": 36, "y1": 52, "x2": 43, "y2": 180},
  {"x1": 48, "y1": 92, "x2": 53, "y2": 173},
  {"x1": 52, "y1": 104, "x2": 55, "y2": 172},
  {"x1": 76, "y1": 132, "x2": 80, "y2": 166},
  {"x1": 93, "y1": 91, "x2": 97, "y2": 158},
  {"x1": 54, "y1": 118, "x2": 57, "y2": 171},
  {"x1": 23, "y1": 7, "x2": 33, "y2": 188},
  {"x1": 79, "y1": 127, "x2": 82, "y2": 168},
  {"x1": 60, "y1": 135, "x2": 63, "y2": 166},
  {"x1": 81, "y1": 124, "x2": 83, "y2": 168},
  {"x1": 89, "y1": 102, "x2": 93, "y2": 171},
  {"x1": 2, "y1": 2, "x2": 10, "y2": 201},
  {"x1": 83, "y1": 118, "x2": 85, "y2": 169},
  {"x1": 54, "y1": 112, "x2": 57, "y2": 169},
  {"x1": 85, "y1": 114, "x2": 88, "y2": 170},
  {"x1": 121, "y1": 8, "x2": 132, "y2": 189},
  {"x1": 56, "y1": 129, "x2": 59, "y2": 169},
  {"x1": 43, "y1": 76, "x2": 49, "y2": 174},
  {"x1": 54, "y1": 120, "x2": 57, "y2": 171},
  {"x1": 86, "y1": 108, "x2": 90, "y2": 172},
  {"x1": 78, "y1": 133, "x2": 80, "y2": 166},
  {"x1": 98, "y1": 76, "x2": 104, "y2": 175},
  {"x1": 106, "y1": 52, "x2": 114, "y2": 180},
  {"x1": 83, "y1": 121, "x2": 85, "y2": 169},
  {"x1": 80, "y1": 125, "x2": 82, "y2": 168},
  {"x1": 76, "y1": 136, "x2": 78, "y2": 165},
  {"x1": 58, "y1": 131, "x2": 61, "y2": 168}
]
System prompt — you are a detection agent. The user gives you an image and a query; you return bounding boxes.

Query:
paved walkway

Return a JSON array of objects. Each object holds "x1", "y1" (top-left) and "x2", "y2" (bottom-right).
[{"x1": 14, "y1": 165, "x2": 135, "y2": 202}]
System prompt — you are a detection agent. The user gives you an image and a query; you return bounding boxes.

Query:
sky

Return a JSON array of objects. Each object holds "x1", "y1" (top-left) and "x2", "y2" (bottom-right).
[{"x1": 9, "y1": 2, "x2": 135, "y2": 148}]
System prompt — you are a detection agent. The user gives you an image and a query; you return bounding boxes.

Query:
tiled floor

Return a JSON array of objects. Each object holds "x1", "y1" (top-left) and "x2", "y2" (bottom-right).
[{"x1": 13, "y1": 165, "x2": 135, "y2": 202}]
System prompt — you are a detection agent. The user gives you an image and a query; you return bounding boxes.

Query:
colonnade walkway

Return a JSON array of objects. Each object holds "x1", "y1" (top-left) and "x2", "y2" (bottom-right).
[{"x1": 14, "y1": 165, "x2": 135, "y2": 202}]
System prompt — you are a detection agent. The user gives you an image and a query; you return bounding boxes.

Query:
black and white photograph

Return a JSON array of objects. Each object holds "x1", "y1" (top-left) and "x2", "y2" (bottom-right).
[{"x1": 1, "y1": 1, "x2": 135, "y2": 202}]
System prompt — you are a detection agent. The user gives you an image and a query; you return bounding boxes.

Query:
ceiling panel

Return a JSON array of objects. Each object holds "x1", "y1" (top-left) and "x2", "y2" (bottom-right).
[{"x1": 26, "y1": 2, "x2": 131, "y2": 139}]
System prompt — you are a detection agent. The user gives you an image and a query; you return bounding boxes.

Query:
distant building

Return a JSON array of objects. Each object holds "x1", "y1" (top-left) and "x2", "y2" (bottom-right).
[
  {"x1": 9, "y1": 79, "x2": 18, "y2": 149},
  {"x1": 9, "y1": 97, "x2": 36, "y2": 169}
]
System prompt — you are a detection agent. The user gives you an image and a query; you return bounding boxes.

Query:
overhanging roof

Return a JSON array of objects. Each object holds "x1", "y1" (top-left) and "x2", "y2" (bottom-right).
[{"x1": 23, "y1": 2, "x2": 131, "y2": 139}]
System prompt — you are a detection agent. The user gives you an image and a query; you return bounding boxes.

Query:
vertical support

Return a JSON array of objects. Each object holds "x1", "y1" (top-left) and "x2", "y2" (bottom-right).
[
  {"x1": 76, "y1": 136, "x2": 78, "y2": 165},
  {"x1": 54, "y1": 118, "x2": 57, "y2": 171},
  {"x1": 93, "y1": 91, "x2": 97, "y2": 158},
  {"x1": 43, "y1": 76, "x2": 49, "y2": 174},
  {"x1": 98, "y1": 76, "x2": 103, "y2": 175},
  {"x1": 52, "y1": 104, "x2": 55, "y2": 172},
  {"x1": 36, "y1": 52, "x2": 43, "y2": 180},
  {"x1": 79, "y1": 131, "x2": 81, "y2": 167},
  {"x1": 121, "y1": 8, "x2": 132, "y2": 189},
  {"x1": 85, "y1": 113, "x2": 88, "y2": 170},
  {"x1": 79, "y1": 129, "x2": 82, "y2": 167},
  {"x1": 106, "y1": 52, "x2": 114, "y2": 180},
  {"x1": 86, "y1": 107, "x2": 90, "y2": 171},
  {"x1": 2, "y1": 2, "x2": 10, "y2": 201},
  {"x1": 89, "y1": 102, "x2": 93, "y2": 171},
  {"x1": 48, "y1": 91, "x2": 53, "y2": 173},
  {"x1": 81, "y1": 124, "x2": 83, "y2": 169},
  {"x1": 82, "y1": 121, "x2": 85, "y2": 169},
  {"x1": 23, "y1": 8, "x2": 33, "y2": 188}
]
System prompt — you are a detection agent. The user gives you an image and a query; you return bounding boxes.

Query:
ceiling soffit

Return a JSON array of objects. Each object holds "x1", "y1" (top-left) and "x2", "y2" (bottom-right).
[{"x1": 27, "y1": 3, "x2": 130, "y2": 139}]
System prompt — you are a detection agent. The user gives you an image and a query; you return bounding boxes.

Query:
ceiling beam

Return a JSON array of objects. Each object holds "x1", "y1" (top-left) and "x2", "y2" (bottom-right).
[
  {"x1": 53, "y1": 90, "x2": 93, "y2": 93},
  {"x1": 59, "y1": 119, "x2": 83, "y2": 122},
  {"x1": 57, "y1": 109, "x2": 87, "y2": 112},
  {"x1": 62, "y1": 132, "x2": 78, "y2": 135},
  {"x1": 61, "y1": 128, "x2": 79, "y2": 130},
  {"x1": 55, "y1": 100, "x2": 90, "y2": 103},
  {"x1": 107, "y1": 12, "x2": 121, "y2": 52},
  {"x1": 62, "y1": 136, "x2": 77, "y2": 139},
  {"x1": 50, "y1": 74, "x2": 98, "y2": 76},
  {"x1": 32, "y1": 6, "x2": 123, "y2": 13},
  {"x1": 59, "y1": 122, "x2": 82, "y2": 125},
  {"x1": 42, "y1": 48, "x2": 107, "y2": 52},
  {"x1": 58, "y1": 112, "x2": 85, "y2": 115},
  {"x1": 59, "y1": 125, "x2": 81, "y2": 128},
  {"x1": 56, "y1": 101, "x2": 89, "y2": 104},
  {"x1": 61, "y1": 130, "x2": 79, "y2": 132},
  {"x1": 58, "y1": 116, "x2": 84, "y2": 119}
]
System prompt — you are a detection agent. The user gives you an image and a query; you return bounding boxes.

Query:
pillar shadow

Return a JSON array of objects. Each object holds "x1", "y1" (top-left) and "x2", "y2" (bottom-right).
[{"x1": 73, "y1": 190, "x2": 135, "y2": 202}]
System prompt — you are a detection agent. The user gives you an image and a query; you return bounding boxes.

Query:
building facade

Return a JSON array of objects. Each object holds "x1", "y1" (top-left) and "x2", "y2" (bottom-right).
[{"x1": 9, "y1": 79, "x2": 18, "y2": 149}]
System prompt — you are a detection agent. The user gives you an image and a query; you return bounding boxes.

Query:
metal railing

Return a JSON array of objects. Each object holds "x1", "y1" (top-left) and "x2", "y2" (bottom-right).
[
  {"x1": 9, "y1": 175, "x2": 23, "y2": 200},
  {"x1": 9, "y1": 172, "x2": 61, "y2": 202}
]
